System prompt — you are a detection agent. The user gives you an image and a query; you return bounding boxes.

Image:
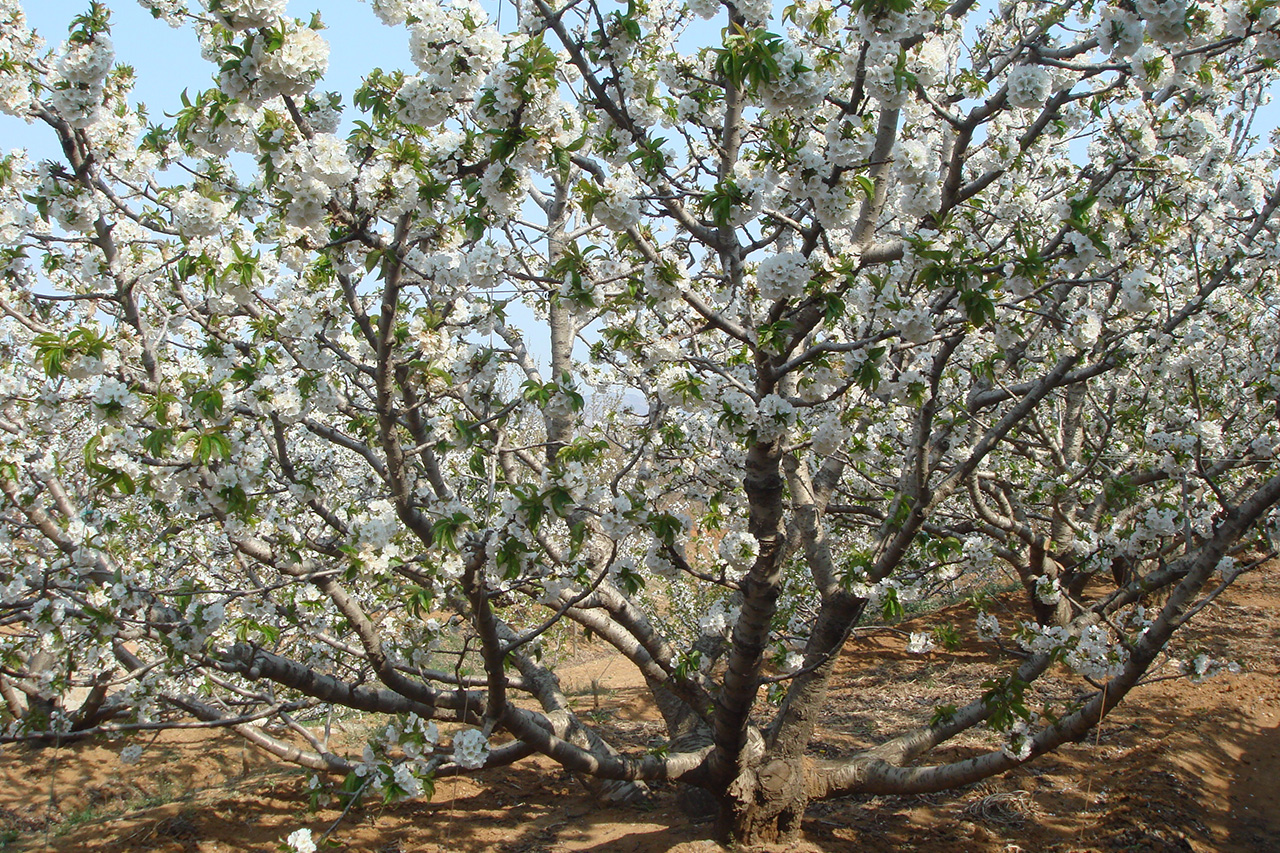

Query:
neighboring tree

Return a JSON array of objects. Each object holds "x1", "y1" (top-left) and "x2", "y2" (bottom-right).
[{"x1": 2, "y1": 0, "x2": 1280, "y2": 843}]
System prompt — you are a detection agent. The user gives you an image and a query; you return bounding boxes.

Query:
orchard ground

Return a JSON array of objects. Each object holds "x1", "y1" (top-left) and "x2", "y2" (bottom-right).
[{"x1": 3, "y1": 564, "x2": 1279, "y2": 853}]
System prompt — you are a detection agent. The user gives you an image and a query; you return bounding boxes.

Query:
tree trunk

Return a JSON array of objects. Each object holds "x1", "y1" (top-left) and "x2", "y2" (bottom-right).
[{"x1": 719, "y1": 756, "x2": 812, "y2": 845}]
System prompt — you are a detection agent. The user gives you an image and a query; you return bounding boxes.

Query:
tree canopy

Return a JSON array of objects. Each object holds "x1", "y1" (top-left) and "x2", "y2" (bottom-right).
[{"x1": 1, "y1": 0, "x2": 1279, "y2": 844}]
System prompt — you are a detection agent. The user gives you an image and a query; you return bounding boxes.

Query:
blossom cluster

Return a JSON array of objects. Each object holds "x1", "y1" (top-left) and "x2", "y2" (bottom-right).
[
  {"x1": 756, "y1": 252, "x2": 811, "y2": 303},
  {"x1": 50, "y1": 34, "x2": 115, "y2": 128},
  {"x1": 217, "y1": 21, "x2": 329, "y2": 104}
]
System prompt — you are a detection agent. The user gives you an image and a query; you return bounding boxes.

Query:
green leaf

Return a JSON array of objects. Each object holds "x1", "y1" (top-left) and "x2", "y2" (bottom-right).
[
  {"x1": 407, "y1": 586, "x2": 434, "y2": 617},
  {"x1": 32, "y1": 333, "x2": 68, "y2": 377},
  {"x1": 880, "y1": 587, "x2": 904, "y2": 620},
  {"x1": 141, "y1": 427, "x2": 174, "y2": 457},
  {"x1": 959, "y1": 288, "x2": 996, "y2": 327},
  {"x1": 648, "y1": 511, "x2": 683, "y2": 547},
  {"x1": 521, "y1": 379, "x2": 553, "y2": 406},
  {"x1": 556, "y1": 438, "x2": 609, "y2": 464},
  {"x1": 821, "y1": 292, "x2": 846, "y2": 323},
  {"x1": 714, "y1": 26, "x2": 787, "y2": 93},
  {"x1": 191, "y1": 385, "x2": 224, "y2": 418},
  {"x1": 701, "y1": 179, "x2": 747, "y2": 228},
  {"x1": 431, "y1": 512, "x2": 470, "y2": 552},
  {"x1": 616, "y1": 561, "x2": 645, "y2": 595},
  {"x1": 930, "y1": 704, "x2": 958, "y2": 727},
  {"x1": 758, "y1": 319, "x2": 795, "y2": 351},
  {"x1": 853, "y1": 347, "x2": 884, "y2": 391},
  {"x1": 84, "y1": 433, "x2": 137, "y2": 495},
  {"x1": 546, "y1": 485, "x2": 575, "y2": 518},
  {"x1": 195, "y1": 431, "x2": 231, "y2": 465}
]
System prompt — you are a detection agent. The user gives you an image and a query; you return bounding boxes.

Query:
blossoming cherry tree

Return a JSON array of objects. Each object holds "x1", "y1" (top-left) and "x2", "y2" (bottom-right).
[{"x1": 2, "y1": 0, "x2": 1279, "y2": 844}]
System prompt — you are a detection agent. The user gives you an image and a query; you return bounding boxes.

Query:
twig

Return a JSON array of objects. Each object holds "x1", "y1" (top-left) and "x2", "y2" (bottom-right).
[{"x1": 318, "y1": 775, "x2": 371, "y2": 846}]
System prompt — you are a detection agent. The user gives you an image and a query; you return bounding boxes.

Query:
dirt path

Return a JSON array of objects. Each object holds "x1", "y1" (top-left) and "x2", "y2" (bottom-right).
[{"x1": 3, "y1": 565, "x2": 1278, "y2": 852}]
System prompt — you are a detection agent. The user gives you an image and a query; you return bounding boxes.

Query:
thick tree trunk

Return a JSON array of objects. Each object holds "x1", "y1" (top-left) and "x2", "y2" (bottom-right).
[{"x1": 719, "y1": 757, "x2": 812, "y2": 845}]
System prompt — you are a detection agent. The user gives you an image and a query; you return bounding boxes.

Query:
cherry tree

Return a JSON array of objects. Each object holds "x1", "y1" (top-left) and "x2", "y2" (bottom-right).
[{"x1": 2, "y1": 0, "x2": 1279, "y2": 843}]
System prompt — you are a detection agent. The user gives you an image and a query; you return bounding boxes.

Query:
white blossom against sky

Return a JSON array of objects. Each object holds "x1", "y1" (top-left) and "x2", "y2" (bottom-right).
[
  {"x1": 2, "y1": 0, "x2": 413, "y2": 154},
  {"x1": 10, "y1": 0, "x2": 1278, "y2": 175}
]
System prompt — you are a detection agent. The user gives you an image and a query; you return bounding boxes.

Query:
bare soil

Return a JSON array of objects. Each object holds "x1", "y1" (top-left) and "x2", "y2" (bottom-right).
[{"x1": 3, "y1": 564, "x2": 1279, "y2": 852}]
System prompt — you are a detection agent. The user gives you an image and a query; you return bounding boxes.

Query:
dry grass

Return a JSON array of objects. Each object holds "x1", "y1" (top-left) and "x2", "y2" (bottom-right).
[{"x1": 961, "y1": 790, "x2": 1045, "y2": 828}]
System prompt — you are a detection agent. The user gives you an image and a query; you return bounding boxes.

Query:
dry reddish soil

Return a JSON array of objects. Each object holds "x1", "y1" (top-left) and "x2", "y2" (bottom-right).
[{"x1": 3, "y1": 564, "x2": 1279, "y2": 853}]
